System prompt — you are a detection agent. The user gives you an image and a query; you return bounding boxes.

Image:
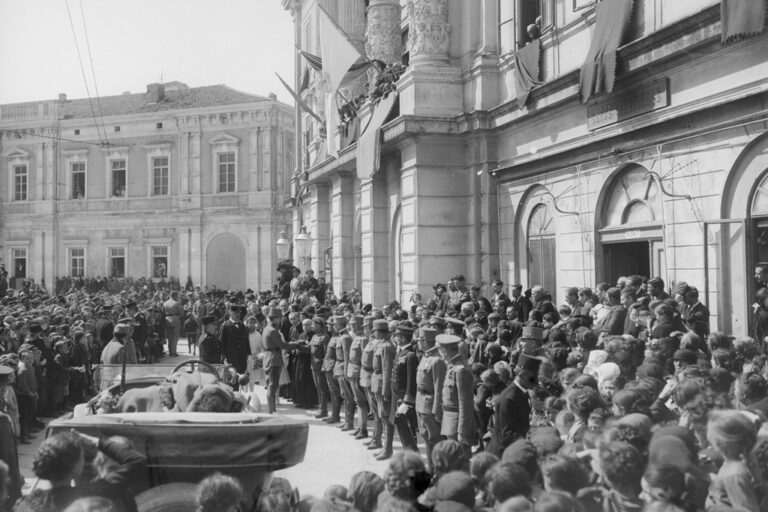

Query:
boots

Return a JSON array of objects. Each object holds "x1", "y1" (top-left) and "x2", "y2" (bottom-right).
[
  {"x1": 325, "y1": 399, "x2": 341, "y2": 423},
  {"x1": 315, "y1": 394, "x2": 328, "y2": 418},
  {"x1": 375, "y1": 423, "x2": 394, "y2": 460},
  {"x1": 341, "y1": 405, "x2": 355, "y2": 432}
]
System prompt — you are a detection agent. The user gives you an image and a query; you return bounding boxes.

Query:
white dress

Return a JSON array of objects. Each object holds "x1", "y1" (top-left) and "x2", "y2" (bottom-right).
[{"x1": 248, "y1": 330, "x2": 266, "y2": 385}]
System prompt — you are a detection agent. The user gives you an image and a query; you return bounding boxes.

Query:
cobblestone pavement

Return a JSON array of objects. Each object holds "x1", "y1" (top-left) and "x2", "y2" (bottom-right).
[{"x1": 19, "y1": 338, "x2": 418, "y2": 498}]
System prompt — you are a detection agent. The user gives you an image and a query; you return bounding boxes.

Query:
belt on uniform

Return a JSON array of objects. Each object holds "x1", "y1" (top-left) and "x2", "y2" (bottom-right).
[
  {"x1": 362, "y1": 365, "x2": 374, "y2": 372},
  {"x1": 443, "y1": 405, "x2": 459, "y2": 413}
]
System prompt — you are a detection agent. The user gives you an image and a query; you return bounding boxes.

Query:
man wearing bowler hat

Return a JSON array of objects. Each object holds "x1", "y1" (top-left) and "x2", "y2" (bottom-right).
[
  {"x1": 437, "y1": 333, "x2": 474, "y2": 451},
  {"x1": 263, "y1": 307, "x2": 295, "y2": 414},
  {"x1": 487, "y1": 353, "x2": 542, "y2": 456},
  {"x1": 416, "y1": 327, "x2": 446, "y2": 471}
]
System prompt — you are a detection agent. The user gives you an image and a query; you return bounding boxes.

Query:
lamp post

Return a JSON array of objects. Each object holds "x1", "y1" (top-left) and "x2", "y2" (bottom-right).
[
  {"x1": 275, "y1": 230, "x2": 291, "y2": 261},
  {"x1": 294, "y1": 226, "x2": 313, "y2": 272}
]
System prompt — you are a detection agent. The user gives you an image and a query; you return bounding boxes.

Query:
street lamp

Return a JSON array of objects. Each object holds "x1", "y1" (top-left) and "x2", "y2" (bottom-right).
[
  {"x1": 294, "y1": 226, "x2": 313, "y2": 272},
  {"x1": 275, "y1": 230, "x2": 291, "y2": 260}
]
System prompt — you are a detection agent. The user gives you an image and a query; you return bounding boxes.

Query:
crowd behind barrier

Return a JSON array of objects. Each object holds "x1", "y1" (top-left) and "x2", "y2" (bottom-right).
[{"x1": 4, "y1": 265, "x2": 768, "y2": 511}]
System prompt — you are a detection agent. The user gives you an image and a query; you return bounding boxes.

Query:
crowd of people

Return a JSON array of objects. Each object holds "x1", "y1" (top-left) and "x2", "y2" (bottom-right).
[{"x1": 3, "y1": 265, "x2": 768, "y2": 511}]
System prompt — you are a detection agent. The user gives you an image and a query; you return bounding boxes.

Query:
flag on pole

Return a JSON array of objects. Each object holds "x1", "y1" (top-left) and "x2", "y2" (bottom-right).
[
  {"x1": 275, "y1": 73, "x2": 324, "y2": 125},
  {"x1": 318, "y1": 6, "x2": 363, "y2": 94}
]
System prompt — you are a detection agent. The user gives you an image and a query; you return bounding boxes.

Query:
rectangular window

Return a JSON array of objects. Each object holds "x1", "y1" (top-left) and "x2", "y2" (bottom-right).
[
  {"x1": 217, "y1": 152, "x2": 236, "y2": 193},
  {"x1": 12, "y1": 164, "x2": 27, "y2": 201},
  {"x1": 151, "y1": 156, "x2": 169, "y2": 196},
  {"x1": 111, "y1": 159, "x2": 127, "y2": 197},
  {"x1": 499, "y1": 0, "x2": 543, "y2": 53},
  {"x1": 11, "y1": 248, "x2": 26, "y2": 279},
  {"x1": 109, "y1": 247, "x2": 126, "y2": 278},
  {"x1": 70, "y1": 248, "x2": 85, "y2": 277},
  {"x1": 71, "y1": 161, "x2": 86, "y2": 199},
  {"x1": 151, "y1": 246, "x2": 168, "y2": 278}
]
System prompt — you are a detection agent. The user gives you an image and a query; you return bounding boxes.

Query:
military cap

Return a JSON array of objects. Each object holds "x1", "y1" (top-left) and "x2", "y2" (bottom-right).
[
  {"x1": 372, "y1": 319, "x2": 389, "y2": 332},
  {"x1": 113, "y1": 323, "x2": 130, "y2": 335},
  {"x1": 363, "y1": 315, "x2": 374, "y2": 329},
  {"x1": 445, "y1": 316, "x2": 465, "y2": 328},
  {"x1": 268, "y1": 307, "x2": 283, "y2": 318},
  {"x1": 421, "y1": 327, "x2": 437, "y2": 343},
  {"x1": 436, "y1": 334, "x2": 461, "y2": 346},
  {"x1": 201, "y1": 315, "x2": 216, "y2": 326},
  {"x1": 332, "y1": 315, "x2": 347, "y2": 326},
  {"x1": 430, "y1": 316, "x2": 447, "y2": 329},
  {"x1": 0, "y1": 366, "x2": 13, "y2": 376},
  {"x1": 394, "y1": 324, "x2": 414, "y2": 336},
  {"x1": 520, "y1": 325, "x2": 544, "y2": 341},
  {"x1": 28, "y1": 323, "x2": 42, "y2": 333},
  {"x1": 517, "y1": 354, "x2": 544, "y2": 374}
]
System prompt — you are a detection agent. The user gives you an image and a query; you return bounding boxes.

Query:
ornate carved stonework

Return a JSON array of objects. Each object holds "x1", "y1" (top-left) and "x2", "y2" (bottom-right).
[
  {"x1": 407, "y1": 0, "x2": 450, "y2": 61},
  {"x1": 365, "y1": 0, "x2": 403, "y2": 65}
]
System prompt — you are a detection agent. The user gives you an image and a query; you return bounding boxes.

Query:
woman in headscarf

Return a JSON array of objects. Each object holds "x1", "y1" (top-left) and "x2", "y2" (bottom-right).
[{"x1": 584, "y1": 350, "x2": 609, "y2": 379}]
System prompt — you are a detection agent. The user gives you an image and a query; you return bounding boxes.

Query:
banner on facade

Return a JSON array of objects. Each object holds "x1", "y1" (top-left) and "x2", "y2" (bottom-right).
[
  {"x1": 514, "y1": 39, "x2": 541, "y2": 109},
  {"x1": 356, "y1": 92, "x2": 398, "y2": 181},
  {"x1": 721, "y1": 0, "x2": 766, "y2": 43}
]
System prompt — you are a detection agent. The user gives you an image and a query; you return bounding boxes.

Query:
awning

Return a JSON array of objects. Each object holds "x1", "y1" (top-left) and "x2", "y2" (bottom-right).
[
  {"x1": 579, "y1": 0, "x2": 635, "y2": 103},
  {"x1": 721, "y1": 0, "x2": 766, "y2": 43},
  {"x1": 514, "y1": 39, "x2": 542, "y2": 109},
  {"x1": 356, "y1": 93, "x2": 398, "y2": 181}
]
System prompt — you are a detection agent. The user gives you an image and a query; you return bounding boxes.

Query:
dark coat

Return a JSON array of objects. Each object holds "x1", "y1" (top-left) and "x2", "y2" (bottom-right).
[
  {"x1": 487, "y1": 380, "x2": 530, "y2": 457},
  {"x1": 220, "y1": 321, "x2": 250, "y2": 373}
]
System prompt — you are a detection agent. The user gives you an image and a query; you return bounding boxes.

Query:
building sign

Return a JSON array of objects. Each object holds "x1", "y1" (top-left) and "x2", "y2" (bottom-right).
[{"x1": 587, "y1": 78, "x2": 669, "y2": 131}]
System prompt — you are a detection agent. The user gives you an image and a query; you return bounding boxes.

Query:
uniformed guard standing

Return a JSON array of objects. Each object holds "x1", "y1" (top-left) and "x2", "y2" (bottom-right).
[
  {"x1": 332, "y1": 316, "x2": 356, "y2": 431},
  {"x1": 323, "y1": 321, "x2": 343, "y2": 424},
  {"x1": 371, "y1": 319, "x2": 395, "y2": 460},
  {"x1": 347, "y1": 315, "x2": 369, "y2": 439},
  {"x1": 198, "y1": 315, "x2": 222, "y2": 364},
  {"x1": 309, "y1": 317, "x2": 331, "y2": 419},
  {"x1": 361, "y1": 316, "x2": 382, "y2": 450},
  {"x1": 437, "y1": 333, "x2": 475, "y2": 452},
  {"x1": 391, "y1": 323, "x2": 419, "y2": 453},
  {"x1": 415, "y1": 327, "x2": 446, "y2": 471}
]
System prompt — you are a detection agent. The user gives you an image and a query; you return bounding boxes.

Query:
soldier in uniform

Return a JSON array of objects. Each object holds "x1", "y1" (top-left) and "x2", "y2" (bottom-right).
[
  {"x1": 361, "y1": 316, "x2": 382, "y2": 449},
  {"x1": 346, "y1": 315, "x2": 369, "y2": 439},
  {"x1": 220, "y1": 305, "x2": 250, "y2": 374},
  {"x1": 309, "y1": 316, "x2": 331, "y2": 419},
  {"x1": 322, "y1": 319, "x2": 343, "y2": 424},
  {"x1": 373, "y1": 320, "x2": 396, "y2": 460},
  {"x1": 100, "y1": 324, "x2": 130, "y2": 365},
  {"x1": 415, "y1": 327, "x2": 446, "y2": 471},
  {"x1": 390, "y1": 323, "x2": 419, "y2": 452},
  {"x1": 437, "y1": 334, "x2": 475, "y2": 453},
  {"x1": 198, "y1": 315, "x2": 222, "y2": 364},
  {"x1": 263, "y1": 307, "x2": 295, "y2": 414},
  {"x1": 332, "y1": 316, "x2": 356, "y2": 431}
]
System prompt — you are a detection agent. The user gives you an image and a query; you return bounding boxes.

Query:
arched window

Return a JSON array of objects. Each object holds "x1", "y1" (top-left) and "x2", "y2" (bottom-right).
[{"x1": 527, "y1": 204, "x2": 557, "y2": 294}]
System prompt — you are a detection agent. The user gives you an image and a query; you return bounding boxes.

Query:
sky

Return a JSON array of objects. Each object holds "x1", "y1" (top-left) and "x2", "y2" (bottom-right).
[{"x1": 0, "y1": 0, "x2": 296, "y2": 105}]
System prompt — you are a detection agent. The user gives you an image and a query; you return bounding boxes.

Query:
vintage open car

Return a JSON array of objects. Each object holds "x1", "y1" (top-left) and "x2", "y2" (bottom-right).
[{"x1": 44, "y1": 360, "x2": 309, "y2": 511}]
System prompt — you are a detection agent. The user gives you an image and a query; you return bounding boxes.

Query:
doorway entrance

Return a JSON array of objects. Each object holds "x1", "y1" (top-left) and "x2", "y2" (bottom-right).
[{"x1": 602, "y1": 240, "x2": 665, "y2": 284}]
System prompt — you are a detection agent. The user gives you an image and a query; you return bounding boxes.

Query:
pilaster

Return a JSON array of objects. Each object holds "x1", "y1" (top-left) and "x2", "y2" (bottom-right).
[
  {"x1": 309, "y1": 182, "x2": 331, "y2": 278},
  {"x1": 360, "y1": 175, "x2": 390, "y2": 305},
  {"x1": 330, "y1": 173, "x2": 355, "y2": 293}
]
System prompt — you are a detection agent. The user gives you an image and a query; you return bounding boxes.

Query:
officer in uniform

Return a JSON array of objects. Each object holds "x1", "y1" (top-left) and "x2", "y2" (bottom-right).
[
  {"x1": 332, "y1": 316, "x2": 356, "y2": 431},
  {"x1": 361, "y1": 316, "x2": 382, "y2": 449},
  {"x1": 390, "y1": 323, "x2": 419, "y2": 452},
  {"x1": 263, "y1": 307, "x2": 295, "y2": 414},
  {"x1": 309, "y1": 316, "x2": 331, "y2": 419},
  {"x1": 437, "y1": 333, "x2": 475, "y2": 452},
  {"x1": 220, "y1": 305, "x2": 250, "y2": 374},
  {"x1": 198, "y1": 315, "x2": 222, "y2": 364},
  {"x1": 371, "y1": 319, "x2": 396, "y2": 460},
  {"x1": 346, "y1": 315, "x2": 369, "y2": 439},
  {"x1": 322, "y1": 319, "x2": 343, "y2": 424},
  {"x1": 415, "y1": 327, "x2": 446, "y2": 471}
]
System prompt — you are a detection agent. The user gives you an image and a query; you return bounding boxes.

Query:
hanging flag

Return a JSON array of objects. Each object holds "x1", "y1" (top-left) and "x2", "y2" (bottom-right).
[
  {"x1": 318, "y1": 6, "x2": 363, "y2": 94},
  {"x1": 299, "y1": 66, "x2": 310, "y2": 93},
  {"x1": 325, "y1": 92, "x2": 338, "y2": 156},
  {"x1": 275, "y1": 72, "x2": 324, "y2": 125},
  {"x1": 300, "y1": 49, "x2": 371, "y2": 75},
  {"x1": 356, "y1": 92, "x2": 398, "y2": 181}
]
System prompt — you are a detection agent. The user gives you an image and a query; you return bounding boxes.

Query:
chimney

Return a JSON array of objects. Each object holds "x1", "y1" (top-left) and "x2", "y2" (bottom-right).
[
  {"x1": 58, "y1": 93, "x2": 67, "y2": 102},
  {"x1": 146, "y1": 83, "x2": 165, "y2": 103}
]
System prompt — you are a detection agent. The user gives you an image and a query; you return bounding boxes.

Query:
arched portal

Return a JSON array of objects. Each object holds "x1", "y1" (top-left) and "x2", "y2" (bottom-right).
[
  {"x1": 527, "y1": 203, "x2": 557, "y2": 295},
  {"x1": 206, "y1": 233, "x2": 246, "y2": 290},
  {"x1": 596, "y1": 164, "x2": 665, "y2": 285}
]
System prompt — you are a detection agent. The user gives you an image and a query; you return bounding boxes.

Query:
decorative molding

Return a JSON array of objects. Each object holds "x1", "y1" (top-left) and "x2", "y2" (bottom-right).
[
  {"x1": 407, "y1": 0, "x2": 450, "y2": 62},
  {"x1": 63, "y1": 239, "x2": 89, "y2": 247},
  {"x1": 365, "y1": 0, "x2": 403, "y2": 65}
]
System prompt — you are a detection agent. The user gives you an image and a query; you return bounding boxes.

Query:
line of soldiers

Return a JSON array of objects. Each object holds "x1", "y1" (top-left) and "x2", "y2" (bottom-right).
[{"x1": 305, "y1": 312, "x2": 476, "y2": 469}]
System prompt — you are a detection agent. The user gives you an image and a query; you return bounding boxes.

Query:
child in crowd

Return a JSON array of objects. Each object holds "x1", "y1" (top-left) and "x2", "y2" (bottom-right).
[{"x1": 184, "y1": 314, "x2": 199, "y2": 356}]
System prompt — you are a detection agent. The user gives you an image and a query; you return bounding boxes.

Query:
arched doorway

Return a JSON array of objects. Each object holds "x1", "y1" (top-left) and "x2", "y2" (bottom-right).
[
  {"x1": 597, "y1": 164, "x2": 665, "y2": 284},
  {"x1": 527, "y1": 204, "x2": 557, "y2": 295},
  {"x1": 206, "y1": 233, "x2": 246, "y2": 290}
]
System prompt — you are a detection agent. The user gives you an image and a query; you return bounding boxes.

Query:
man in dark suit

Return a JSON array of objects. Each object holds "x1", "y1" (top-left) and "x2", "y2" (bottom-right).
[
  {"x1": 490, "y1": 280, "x2": 511, "y2": 311},
  {"x1": 507, "y1": 284, "x2": 531, "y2": 322},
  {"x1": 94, "y1": 305, "x2": 115, "y2": 351},
  {"x1": 681, "y1": 286, "x2": 710, "y2": 352},
  {"x1": 487, "y1": 354, "x2": 542, "y2": 457},
  {"x1": 220, "y1": 305, "x2": 250, "y2": 374}
]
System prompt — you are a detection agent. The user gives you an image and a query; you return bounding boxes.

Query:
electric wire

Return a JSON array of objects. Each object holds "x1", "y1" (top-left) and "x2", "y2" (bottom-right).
[
  {"x1": 64, "y1": 0, "x2": 104, "y2": 145},
  {"x1": 78, "y1": 0, "x2": 109, "y2": 146}
]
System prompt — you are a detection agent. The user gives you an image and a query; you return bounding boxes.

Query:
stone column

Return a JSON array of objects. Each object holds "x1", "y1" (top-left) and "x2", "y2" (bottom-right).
[
  {"x1": 330, "y1": 173, "x2": 355, "y2": 293},
  {"x1": 360, "y1": 175, "x2": 390, "y2": 305},
  {"x1": 308, "y1": 182, "x2": 331, "y2": 278},
  {"x1": 407, "y1": 0, "x2": 450, "y2": 65},
  {"x1": 339, "y1": 0, "x2": 366, "y2": 44},
  {"x1": 366, "y1": 0, "x2": 403, "y2": 65}
]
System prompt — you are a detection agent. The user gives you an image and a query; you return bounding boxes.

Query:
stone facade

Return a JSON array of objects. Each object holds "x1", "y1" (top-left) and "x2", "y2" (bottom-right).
[
  {"x1": 284, "y1": 0, "x2": 768, "y2": 336},
  {"x1": 0, "y1": 83, "x2": 293, "y2": 291}
]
